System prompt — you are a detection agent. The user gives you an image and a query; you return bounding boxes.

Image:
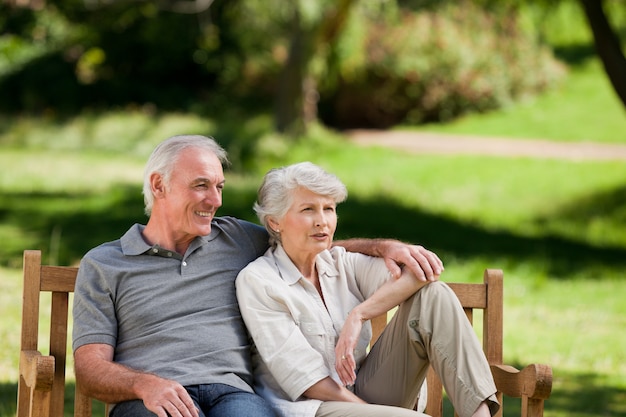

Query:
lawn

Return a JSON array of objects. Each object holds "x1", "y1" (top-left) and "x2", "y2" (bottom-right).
[
  {"x1": 2, "y1": 134, "x2": 626, "y2": 416},
  {"x1": 1, "y1": 49, "x2": 625, "y2": 417}
]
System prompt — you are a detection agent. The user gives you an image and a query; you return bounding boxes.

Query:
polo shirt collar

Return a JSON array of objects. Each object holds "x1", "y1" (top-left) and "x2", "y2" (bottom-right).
[{"x1": 120, "y1": 223, "x2": 215, "y2": 257}]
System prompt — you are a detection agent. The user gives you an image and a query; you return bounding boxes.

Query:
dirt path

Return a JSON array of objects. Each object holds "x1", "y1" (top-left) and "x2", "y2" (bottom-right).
[{"x1": 347, "y1": 130, "x2": 626, "y2": 161}]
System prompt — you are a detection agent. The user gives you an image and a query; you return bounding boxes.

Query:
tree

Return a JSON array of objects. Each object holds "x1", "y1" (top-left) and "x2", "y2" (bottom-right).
[
  {"x1": 274, "y1": 0, "x2": 355, "y2": 137},
  {"x1": 579, "y1": 0, "x2": 626, "y2": 108}
]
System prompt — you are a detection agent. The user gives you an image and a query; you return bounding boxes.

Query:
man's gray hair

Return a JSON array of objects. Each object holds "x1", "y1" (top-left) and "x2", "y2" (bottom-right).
[
  {"x1": 254, "y1": 161, "x2": 347, "y2": 247},
  {"x1": 142, "y1": 135, "x2": 229, "y2": 216}
]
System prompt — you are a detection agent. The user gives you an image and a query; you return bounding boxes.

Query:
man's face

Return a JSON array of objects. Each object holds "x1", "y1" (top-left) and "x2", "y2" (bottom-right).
[{"x1": 159, "y1": 147, "x2": 225, "y2": 240}]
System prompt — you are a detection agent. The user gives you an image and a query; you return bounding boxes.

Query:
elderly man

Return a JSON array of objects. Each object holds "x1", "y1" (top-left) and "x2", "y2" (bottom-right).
[{"x1": 72, "y1": 134, "x2": 443, "y2": 417}]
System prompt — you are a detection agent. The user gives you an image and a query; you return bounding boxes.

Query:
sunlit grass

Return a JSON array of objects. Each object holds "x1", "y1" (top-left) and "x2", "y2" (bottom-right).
[{"x1": 409, "y1": 60, "x2": 626, "y2": 143}]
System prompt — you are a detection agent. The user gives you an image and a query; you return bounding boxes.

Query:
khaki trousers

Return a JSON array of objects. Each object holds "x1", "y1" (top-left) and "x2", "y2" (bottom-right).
[
  {"x1": 316, "y1": 401, "x2": 428, "y2": 417},
  {"x1": 348, "y1": 281, "x2": 499, "y2": 417}
]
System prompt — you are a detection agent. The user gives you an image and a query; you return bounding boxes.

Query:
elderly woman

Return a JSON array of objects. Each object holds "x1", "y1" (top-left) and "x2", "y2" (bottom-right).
[{"x1": 236, "y1": 162, "x2": 499, "y2": 417}]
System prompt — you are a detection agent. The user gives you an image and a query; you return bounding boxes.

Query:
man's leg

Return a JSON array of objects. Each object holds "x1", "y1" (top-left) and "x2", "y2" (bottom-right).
[
  {"x1": 108, "y1": 400, "x2": 164, "y2": 417},
  {"x1": 109, "y1": 389, "x2": 206, "y2": 417},
  {"x1": 201, "y1": 384, "x2": 276, "y2": 417}
]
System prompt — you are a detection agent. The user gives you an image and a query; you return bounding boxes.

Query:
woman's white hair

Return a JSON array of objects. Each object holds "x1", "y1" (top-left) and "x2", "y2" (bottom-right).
[
  {"x1": 142, "y1": 135, "x2": 229, "y2": 216},
  {"x1": 254, "y1": 161, "x2": 347, "y2": 247}
]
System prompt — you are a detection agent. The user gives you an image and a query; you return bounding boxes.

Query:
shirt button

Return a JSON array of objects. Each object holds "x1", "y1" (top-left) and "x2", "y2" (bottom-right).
[
  {"x1": 152, "y1": 248, "x2": 158, "y2": 253},
  {"x1": 166, "y1": 252, "x2": 172, "y2": 257},
  {"x1": 182, "y1": 261, "x2": 187, "y2": 266}
]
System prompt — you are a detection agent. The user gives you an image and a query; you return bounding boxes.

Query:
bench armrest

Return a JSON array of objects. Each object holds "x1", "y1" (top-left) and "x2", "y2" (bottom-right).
[
  {"x1": 490, "y1": 363, "x2": 552, "y2": 400},
  {"x1": 20, "y1": 350, "x2": 55, "y2": 392}
]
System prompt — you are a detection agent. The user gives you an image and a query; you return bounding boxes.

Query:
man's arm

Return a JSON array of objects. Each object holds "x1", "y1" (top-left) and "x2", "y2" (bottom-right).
[
  {"x1": 74, "y1": 344, "x2": 199, "y2": 417},
  {"x1": 334, "y1": 238, "x2": 444, "y2": 281}
]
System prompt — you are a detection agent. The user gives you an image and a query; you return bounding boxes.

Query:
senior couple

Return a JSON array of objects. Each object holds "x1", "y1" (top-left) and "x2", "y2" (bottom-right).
[{"x1": 73, "y1": 135, "x2": 499, "y2": 417}]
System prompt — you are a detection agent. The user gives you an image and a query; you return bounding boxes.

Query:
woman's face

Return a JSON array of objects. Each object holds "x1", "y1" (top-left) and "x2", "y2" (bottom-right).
[{"x1": 273, "y1": 186, "x2": 337, "y2": 257}]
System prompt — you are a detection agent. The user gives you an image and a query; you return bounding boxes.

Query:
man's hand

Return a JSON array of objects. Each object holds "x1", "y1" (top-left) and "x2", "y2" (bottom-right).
[
  {"x1": 334, "y1": 238, "x2": 444, "y2": 281},
  {"x1": 138, "y1": 375, "x2": 199, "y2": 417},
  {"x1": 74, "y1": 344, "x2": 199, "y2": 417},
  {"x1": 380, "y1": 241, "x2": 443, "y2": 281}
]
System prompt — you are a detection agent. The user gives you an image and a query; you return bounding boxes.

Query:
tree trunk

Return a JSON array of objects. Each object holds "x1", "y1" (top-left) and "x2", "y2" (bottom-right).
[
  {"x1": 579, "y1": 0, "x2": 626, "y2": 109},
  {"x1": 274, "y1": 0, "x2": 356, "y2": 138},
  {"x1": 275, "y1": 7, "x2": 310, "y2": 137}
]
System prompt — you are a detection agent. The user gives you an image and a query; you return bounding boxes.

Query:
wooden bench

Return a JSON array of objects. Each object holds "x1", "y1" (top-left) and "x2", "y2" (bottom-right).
[
  {"x1": 370, "y1": 269, "x2": 553, "y2": 417},
  {"x1": 17, "y1": 250, "x2": 104, "y2": 417},
  {"x1": 17, "y1": 249, "x2": 552, "y2": 416}
]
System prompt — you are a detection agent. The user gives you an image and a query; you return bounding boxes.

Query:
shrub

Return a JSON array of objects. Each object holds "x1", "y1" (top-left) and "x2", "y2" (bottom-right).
[{"x1": 319, "y1": 4, "x2": 567, "y2": 128}]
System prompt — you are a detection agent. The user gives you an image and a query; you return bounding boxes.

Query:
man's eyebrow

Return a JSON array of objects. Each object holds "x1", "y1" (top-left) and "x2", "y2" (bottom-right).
[{"x1": 192, "y1": 177, "x2": 225, "y2": 184}]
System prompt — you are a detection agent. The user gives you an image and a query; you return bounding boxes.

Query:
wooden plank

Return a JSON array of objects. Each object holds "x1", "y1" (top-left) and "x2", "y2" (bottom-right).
[
  {"x1": 370, "y1": 312, "x2": 387, "y2": 347},
  {"x1": 447, "y1": 283, "x2": 487, "y2": 308},
  {"x1": 425, "y1": 367, "x2": 443, "y2": 417},
  {"x1": 50, "y1": 292, "x2": 69, "y2": 417},
  {"x1": 40, "y1": 266, "x2": 78, "y2": 292},
  {"x1": 17, "y1": 250, "x2": 43, "y2": 417},
  {"x1": 483, "y1": 270, "x2": 503, "y2": 364}
]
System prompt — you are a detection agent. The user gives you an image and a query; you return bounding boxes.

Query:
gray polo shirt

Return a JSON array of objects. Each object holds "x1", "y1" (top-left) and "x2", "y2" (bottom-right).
[{"x1": 72, "y1": 216, "x2": 269, "y2": 392}]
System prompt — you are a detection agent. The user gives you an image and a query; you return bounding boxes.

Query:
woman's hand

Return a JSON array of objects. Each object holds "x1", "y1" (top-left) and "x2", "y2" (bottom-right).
[{"x1": 334, "y1": 312, "x2": 364, "y2": 386}]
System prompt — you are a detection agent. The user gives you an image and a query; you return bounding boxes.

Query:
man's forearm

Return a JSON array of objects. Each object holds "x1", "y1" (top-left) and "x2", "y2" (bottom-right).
[
  {"x1": 75, "y1": 355, "x2": 149, "y2": 403},
  {"x1": 333, "y1": 238, "x2": 394, "y2": 258}
]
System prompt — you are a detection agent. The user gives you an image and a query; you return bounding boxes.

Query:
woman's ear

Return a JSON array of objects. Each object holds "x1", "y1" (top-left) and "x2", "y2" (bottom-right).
[{"x1": 267, "y1": 217, "x2": 280, "y2": 232}]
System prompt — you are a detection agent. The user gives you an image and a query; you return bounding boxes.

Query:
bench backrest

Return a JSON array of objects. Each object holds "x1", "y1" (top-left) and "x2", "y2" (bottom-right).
[{"x1": 17, "y1": 250, "x2": 99, "y2": 417}]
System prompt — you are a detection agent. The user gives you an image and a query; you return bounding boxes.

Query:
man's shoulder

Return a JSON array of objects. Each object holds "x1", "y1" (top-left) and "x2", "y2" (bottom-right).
[
  {"x1": 81, "y1": 224, "x2": 141, "y2": 263},
  {"x1": 211, "y1": 216, "x2": 266, "y2": 238}
]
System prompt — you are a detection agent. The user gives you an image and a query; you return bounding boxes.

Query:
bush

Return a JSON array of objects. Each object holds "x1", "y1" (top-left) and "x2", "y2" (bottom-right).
[{"x1": 319, "y1": 4, "x2": 567, "y2": 128}]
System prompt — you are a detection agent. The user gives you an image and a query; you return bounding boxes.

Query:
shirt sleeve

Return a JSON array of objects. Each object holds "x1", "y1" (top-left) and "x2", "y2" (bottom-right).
[
  {"x1": 236, "y1": 262, "x2": 330, "y2": 401},
  {"x1": 72, "y1": 250, "x2": 118, "y2": 351},
  {"x1": 340, "y1": 250, "x2": 391, "y2": 299}
]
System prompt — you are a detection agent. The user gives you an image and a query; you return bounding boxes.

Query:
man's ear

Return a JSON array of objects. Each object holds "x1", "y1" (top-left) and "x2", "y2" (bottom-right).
[{"x1": 150, "y1": 173, "x2": 166, "y2": 198}]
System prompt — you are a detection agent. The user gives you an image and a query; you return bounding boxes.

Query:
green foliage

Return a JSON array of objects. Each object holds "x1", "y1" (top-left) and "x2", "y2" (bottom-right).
[{"x1": 319, "y1": 3, "x2": 566, "y2": 128}]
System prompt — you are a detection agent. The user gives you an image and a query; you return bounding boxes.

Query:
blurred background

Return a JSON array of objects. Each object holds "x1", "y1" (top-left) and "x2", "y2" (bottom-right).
[{"x1": 1, "y1": 0, "x2": 625, "y2": 416}]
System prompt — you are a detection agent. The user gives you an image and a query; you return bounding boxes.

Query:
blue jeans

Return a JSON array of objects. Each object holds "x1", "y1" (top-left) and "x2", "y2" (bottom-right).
[{"x1": 110, "y1": 383, "x2": 276, "y2": 417}]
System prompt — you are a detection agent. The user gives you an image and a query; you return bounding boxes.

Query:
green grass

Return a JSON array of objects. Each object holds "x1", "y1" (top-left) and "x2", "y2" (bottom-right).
[
  {"x1": 1, "y1": 35, "x2": 625, "y2": 417},
  {"x1": 2, "y1": 132, "x2": 626, "y2": 416},
  {"x1": 410, "y1": 60, "x2": 626, "y2": 143}
]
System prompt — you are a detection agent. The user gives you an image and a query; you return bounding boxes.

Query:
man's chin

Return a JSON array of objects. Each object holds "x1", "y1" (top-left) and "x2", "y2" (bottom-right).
[{"x1": 194, "y1": 223, "x2": 213, "y2": 236}]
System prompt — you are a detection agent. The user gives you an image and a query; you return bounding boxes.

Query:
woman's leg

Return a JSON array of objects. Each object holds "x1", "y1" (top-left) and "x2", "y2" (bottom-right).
[
  {"x1": 316, "y1": 401, "x2": 428, "y2": 417},
  {"x1": 355, "y1": 281, "x2": 499, "y2": 417}
]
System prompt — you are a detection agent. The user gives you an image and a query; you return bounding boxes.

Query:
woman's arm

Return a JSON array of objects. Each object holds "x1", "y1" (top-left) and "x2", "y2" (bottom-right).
[
  {"x1": 334, "y1": 238, "x2": 444, "y2": 281},
  {"x1": 303, "y1": 376, "x2": 366, "y2": 403},
  {"x1": 334, "y1": 267, "x2": 431, "y2": 386}
]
